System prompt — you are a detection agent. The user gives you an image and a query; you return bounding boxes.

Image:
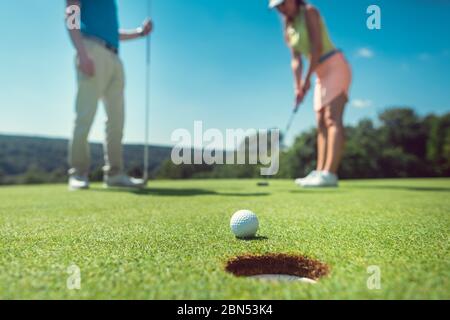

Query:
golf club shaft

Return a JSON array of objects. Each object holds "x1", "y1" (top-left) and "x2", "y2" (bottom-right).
[
  {"x1": 285, "y1": 108, "x2": 298, "y2": 136},
  {"x1": 143, "y1": 0, "x2": 152, "y2": 182}
]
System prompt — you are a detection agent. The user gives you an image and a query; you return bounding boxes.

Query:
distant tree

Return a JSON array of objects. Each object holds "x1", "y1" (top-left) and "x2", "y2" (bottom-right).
[
  {"x1": 443, "y1": 129, "x2": 450, "y2": 175},
  {"x1": 340, "y1": 119, "x2": 382, "y2": 178},
  {"x1": 49, "y1": 168, "x2": 67, "y2": 183},
  {"x1": 378, "y1": 147, "x2": 422, "y2": 178},
  {"x1": 209, "y1": 163, "x2": 259, "y2": 179},
  {"x1": 156, "y1": 159, "x2": 215, "y2": 180},
  {"x1": 278, "y1": 128, "x2": 317, "y2": 178},
  {"x1": 427, "y1": 113, "x2": 450, "y2": 175},
  {"x1": 379, "y1": 108, "x2": 428, "y2": 159},
  {"x1": 157, "y1": 160, "x2": 185, "y2": 179},
  {"x1": 20, "y1": 165, "x2": 48, "y2": 185}
]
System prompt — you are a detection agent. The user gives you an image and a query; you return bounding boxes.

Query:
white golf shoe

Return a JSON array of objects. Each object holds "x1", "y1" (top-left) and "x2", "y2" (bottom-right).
[
  {"x1": 68, "y1": 175, "x2": 89, "y2": 191},
  {"x1": 301, "y1": 171, "x2": 338, "y2": 188},
  {"x1": 104, "y1": 174, "x2": 146, "y2": 189},
  {"x1": 295, "y1": 170, "x2": 319, "y2": 186}
]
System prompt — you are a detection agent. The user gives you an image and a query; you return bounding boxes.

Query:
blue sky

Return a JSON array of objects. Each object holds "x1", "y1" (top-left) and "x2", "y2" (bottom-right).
[{"x1": 0, "y1": 0, "x2": 449, "y2": 147}]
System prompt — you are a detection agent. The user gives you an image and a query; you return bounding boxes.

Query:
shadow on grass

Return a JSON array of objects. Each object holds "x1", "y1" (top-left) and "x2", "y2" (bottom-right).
[
  {"x1": 236, "y1": 236, "x2": 269, "y2": 242},
  {"x1": 290, "y1": 184, "x2": 450, "y2": 193},
  {"x1": 289, "y1": 189, "x2": 344, "y2": 194},
  {"x1": 347, "y1": 185, "x2": 450, "y2": 192},
  {"x1": 92, "y1": 187, "x2": 270, "y2": 197}
]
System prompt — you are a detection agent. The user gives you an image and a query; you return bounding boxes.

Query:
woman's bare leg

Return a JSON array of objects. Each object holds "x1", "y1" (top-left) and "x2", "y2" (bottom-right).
[
  {"x1": 316, "y1": 110, "x2": 327, "y2": 171},
  {"x1": 323, "y1": 94, "x2": 347, "y2": 174}
]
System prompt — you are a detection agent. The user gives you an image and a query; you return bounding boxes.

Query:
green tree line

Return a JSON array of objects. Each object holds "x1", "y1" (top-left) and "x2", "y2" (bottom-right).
[
  {"x1": 157, "y1": 108, "x2": 450, "y2": 180},
  {"x1": 1, "y1": 107, "x2": 449, "y2": 185}
]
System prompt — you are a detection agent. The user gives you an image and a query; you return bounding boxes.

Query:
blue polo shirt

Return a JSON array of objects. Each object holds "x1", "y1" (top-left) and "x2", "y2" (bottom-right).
[{"x1": 80, "y1": 0, "x2": 120, "y2": 49}]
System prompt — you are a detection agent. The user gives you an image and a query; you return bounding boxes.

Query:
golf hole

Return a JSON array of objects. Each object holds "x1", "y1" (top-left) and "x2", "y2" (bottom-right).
[{"x1": 225, "y1": 253, "x2": 329, "y2": 283}]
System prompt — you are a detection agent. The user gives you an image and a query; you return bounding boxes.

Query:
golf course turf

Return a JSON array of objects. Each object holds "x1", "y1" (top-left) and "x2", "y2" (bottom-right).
[{"x1": 0, "y1": 178, "x2": 449, "y2": 299}]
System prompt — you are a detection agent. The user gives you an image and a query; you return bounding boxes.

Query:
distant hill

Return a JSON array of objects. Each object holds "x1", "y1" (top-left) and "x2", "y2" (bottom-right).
[{"x1": 0, "y1": 134, "x2": 172, "y2": 184}]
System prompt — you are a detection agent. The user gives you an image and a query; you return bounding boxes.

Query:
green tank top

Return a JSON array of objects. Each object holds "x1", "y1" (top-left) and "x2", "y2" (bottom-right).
[{"x1": 286, "y1": 7, "x2": 335, "y2": 56}]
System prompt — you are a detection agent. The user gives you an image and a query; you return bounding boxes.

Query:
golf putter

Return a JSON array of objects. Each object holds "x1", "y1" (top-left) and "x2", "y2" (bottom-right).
[
  {"x1": 257, "y1": 106, "x2": 298, "y2": 187},
  {"x1": 284, "y1": 107, "x2": 299, "y2": 139},
  {"x1": 280, "y1": 105, "x2": 299, "y2": 149}
]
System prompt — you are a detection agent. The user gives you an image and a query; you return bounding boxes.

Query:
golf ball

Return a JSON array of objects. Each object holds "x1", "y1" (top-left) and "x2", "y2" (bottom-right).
[{"x1": 230, "y1": 210, "x2": 259, "y2": 238}]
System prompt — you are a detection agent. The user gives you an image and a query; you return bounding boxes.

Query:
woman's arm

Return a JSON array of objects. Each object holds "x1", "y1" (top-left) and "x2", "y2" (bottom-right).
[
  {"x1": 303, "y1": 6, "x2": 323, "y2": 93},
  {"x1": 284, "y1": 21, "x2": 305, "y2": 108},
  {"x1": 291, "y1": 50, "x2": 304, "y2": 108}
]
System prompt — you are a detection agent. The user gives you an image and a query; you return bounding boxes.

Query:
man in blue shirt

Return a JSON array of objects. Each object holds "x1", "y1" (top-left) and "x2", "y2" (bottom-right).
[{"x1": 65, "y1": 0, "x2": 153, "y2": 190}]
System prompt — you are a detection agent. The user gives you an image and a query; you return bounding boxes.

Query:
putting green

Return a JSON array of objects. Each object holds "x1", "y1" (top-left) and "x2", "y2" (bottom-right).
[{"x1": 0, "y1": 178, "x2": 449, "y2": 299}]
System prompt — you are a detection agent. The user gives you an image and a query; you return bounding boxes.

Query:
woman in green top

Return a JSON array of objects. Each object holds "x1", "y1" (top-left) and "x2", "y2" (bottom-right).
[{"x1": 270, "y1": 0, "x2": 352, "y2": 188}]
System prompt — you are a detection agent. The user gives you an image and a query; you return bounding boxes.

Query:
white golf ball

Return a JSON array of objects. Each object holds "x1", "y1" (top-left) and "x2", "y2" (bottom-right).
[{"x1": 230, "y1": 210, "x2": 259, "y2": 238}]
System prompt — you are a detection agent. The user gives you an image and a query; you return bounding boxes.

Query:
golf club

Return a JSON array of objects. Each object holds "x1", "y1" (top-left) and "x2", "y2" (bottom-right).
[
  {"x1": 282, "y1": 107, "x2": 299, "y2": 145},
  {"x1": 257, "y1": 106, "x2": 299, "y2": 187},
  {"x1": 143, "y1": 0, "x2": 152, "y2": 184}
]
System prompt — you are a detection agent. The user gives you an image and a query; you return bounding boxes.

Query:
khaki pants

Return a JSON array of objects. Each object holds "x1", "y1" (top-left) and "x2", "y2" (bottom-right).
[{"x1": 69, "y1": 38, "x2": 125, "y2": 177}]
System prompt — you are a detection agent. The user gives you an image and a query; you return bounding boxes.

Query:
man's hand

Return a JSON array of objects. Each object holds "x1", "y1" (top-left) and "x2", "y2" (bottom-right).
[
  {"x1": 78, "y1": 53, "x2": 95, "y2": 77},
  {"x1": 138, "y1": 19, "x2": 153, "y2": 37},
  {"x1": 121, "y1": 19, "x2": 153, "y2": 41}
]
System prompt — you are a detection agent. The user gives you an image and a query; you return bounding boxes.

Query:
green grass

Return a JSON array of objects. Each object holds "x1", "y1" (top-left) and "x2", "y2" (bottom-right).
[{"x1": 0, "y1": 178, "x2": 449, "y2": 299}]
